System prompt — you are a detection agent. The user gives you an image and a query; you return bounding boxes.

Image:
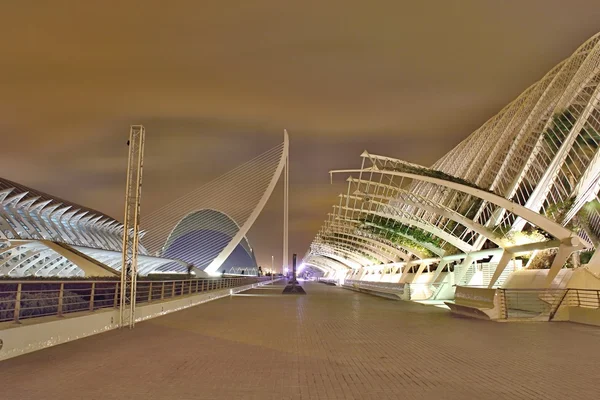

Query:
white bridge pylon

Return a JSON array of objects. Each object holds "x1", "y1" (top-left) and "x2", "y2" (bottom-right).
[{"x1": 142, "y1": 131, "x2": 289, "y2": 275}]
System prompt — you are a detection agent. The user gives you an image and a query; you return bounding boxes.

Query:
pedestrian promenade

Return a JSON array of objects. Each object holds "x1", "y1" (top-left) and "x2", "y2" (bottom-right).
[{"x1": 1, "y1": 281, "x2": 598, "y2": 400}]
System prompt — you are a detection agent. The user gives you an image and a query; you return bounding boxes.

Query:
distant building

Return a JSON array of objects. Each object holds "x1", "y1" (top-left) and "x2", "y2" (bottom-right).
[{"x1": 0, "y1": 177, "x2": 256, "y2": 277}]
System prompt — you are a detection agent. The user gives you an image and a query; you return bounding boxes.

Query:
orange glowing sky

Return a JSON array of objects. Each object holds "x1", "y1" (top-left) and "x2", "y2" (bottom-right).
[{"x1": 1, "y1": 1, "x2": 599, "y2": 267}]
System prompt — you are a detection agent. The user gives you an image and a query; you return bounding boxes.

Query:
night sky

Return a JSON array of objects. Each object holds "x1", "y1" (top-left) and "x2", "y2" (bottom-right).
[{"x1": 2, "y1": 1, "x2": 600, "y2": 269}]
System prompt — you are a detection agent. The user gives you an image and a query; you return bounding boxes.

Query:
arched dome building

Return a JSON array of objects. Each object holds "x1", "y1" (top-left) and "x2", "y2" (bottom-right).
[{"x1": 160, "y1": 209, "x2": 258, "y2": 274}]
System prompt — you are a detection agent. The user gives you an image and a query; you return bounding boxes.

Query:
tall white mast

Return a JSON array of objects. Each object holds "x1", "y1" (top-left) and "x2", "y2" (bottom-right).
[{"x1": 283, "y1": 130, "x2": 289, "y2": 275}]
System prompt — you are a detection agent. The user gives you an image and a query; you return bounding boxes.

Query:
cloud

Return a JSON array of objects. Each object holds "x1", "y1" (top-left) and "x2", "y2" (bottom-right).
[{"x1": 2, "y1": 1, "x2": 600, "y2": 267}]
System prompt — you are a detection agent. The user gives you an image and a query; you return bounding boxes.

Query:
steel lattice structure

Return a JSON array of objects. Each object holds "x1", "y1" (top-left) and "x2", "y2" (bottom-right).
[
  {"x1": 306, "y1": 32, "x2": 600, "y2": 293},
  {"x1": 120, "y1": 125, "x2": 145, "y2": 328}
]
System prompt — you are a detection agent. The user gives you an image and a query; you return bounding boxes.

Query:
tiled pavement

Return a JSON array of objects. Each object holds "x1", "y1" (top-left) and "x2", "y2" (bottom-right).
[{"x1": 1, "y1": 281, "x2": 599, "y2": 400}]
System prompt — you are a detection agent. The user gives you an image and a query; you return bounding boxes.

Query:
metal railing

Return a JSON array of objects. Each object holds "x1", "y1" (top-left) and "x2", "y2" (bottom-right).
[
  {"x1": 316, "y1": 277, "x2": 338, "y2": 285},
  {"x1": 342, "y1": 280, "x2": 409, "y2": 299},
  {"x1": 0, "y1": 277, "x2": 269, "y2": 324},
  {"x1": 496, "y1": 288, "x2": 600, "y2": 320},
  {"x1": 320, "y1": 279, "x2": 449, "y2": 301},
  {"x1": 496, "y1": 289, "x2": 567, "y2": 319},
  {"x1": 560, "y1": 288, "x2": 600, "y2": 309}
]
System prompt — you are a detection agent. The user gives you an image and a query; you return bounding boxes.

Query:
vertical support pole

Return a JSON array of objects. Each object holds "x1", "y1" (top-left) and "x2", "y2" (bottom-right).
[
  {"x1": 13, "y1": 283, "x2": 22, "y2": 324},
  {"x1": 189, "y1": 280, "x2": 192, "y2": 295},
  {"x1": 57, "y1": 283, "x2": 64, "y2": 317},
  {"x1": 160, "y1": 282, "x2": 165, "y2": 300},
  {"x1": 283, "y1": 132, "x2": 289, "y2": 276},
  {"x1": 90, "y1": 282, "x2": 96, "y2": 311},
  {"x1": 195, "y1": 279, "x2": 199, "y2": 293},
  {"x1": 148, "y1": 282, "x2": 153, "y2": 303},
  {"x1": 172, "y1": 281, "x2": 176, "y2": 298}
]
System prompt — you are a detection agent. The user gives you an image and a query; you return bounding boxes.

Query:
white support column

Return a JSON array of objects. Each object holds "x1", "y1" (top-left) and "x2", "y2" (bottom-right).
[
  {"x1": 487, "y1": 250, "x2": 513, "y2": 288},
  {"x1": 431, "y1": 259, "x2": 449, "y2": 284},
  {"x1": 283, "y1": 134, "x2": 289, "y2": 274},
  {"x1": 545, "y1": 244, "x2": 576, "y2": 287},
  {"x1": 587, "y1": 248, "x2": 600, "y2": 275},
  {"x1": 453, "y1": 255, "x2": 476, "y2": 287},
  {"x1": 399, "y1": 261, "x2": 416, "y2": 283},
  {"x1": 411, "y1": 262, "x2": 429, "y2": 283}
]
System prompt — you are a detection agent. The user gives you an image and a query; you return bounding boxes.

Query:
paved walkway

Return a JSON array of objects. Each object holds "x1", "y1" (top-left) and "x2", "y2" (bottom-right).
[{"x1": 1, "y1": 282, "x2": 599, "y2": 400}]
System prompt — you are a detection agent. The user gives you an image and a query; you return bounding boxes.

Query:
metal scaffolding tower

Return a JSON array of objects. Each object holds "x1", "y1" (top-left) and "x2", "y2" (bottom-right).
[{"x1": 119, "y1": 125, "x2": 146, "y2": 328}]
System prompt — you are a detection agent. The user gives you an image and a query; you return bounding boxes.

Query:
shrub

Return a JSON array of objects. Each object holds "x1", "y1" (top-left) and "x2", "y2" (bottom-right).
[
  {"x1": 389, "y1": 162, "x2": 495, "y2": 194},
  {"x1": 356, "y1": 216, "x2": 461, "y2": 257},
  {"x1": 527, "y1": 249, "x2": 557, "y2": 270}
]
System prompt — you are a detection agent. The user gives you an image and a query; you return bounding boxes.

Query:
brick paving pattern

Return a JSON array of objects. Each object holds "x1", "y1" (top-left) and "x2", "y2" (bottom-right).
[{"x1": 1, "y1": 281, "x2": 599, "y2": 400}]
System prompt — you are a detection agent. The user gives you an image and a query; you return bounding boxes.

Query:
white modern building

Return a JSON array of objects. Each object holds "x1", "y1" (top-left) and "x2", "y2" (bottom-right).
[
  {"x1": 0, "y1": 177, "x2": 184, "y2": 277},
  {"x1": 306, "y1": 32, "x2": 600, "y2": 300},
  {"x1": 0, "y1": 177, "x2": 260, "y2": 277}
]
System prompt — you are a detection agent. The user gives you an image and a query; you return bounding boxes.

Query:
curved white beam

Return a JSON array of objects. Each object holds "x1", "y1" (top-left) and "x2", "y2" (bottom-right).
[
  {"x1": 317, "y1": 235, "x2": 396, "y2": 264},
  {"x1": 331, "y1": 168, "x2": 587, "y2": 247},
  {"x1": 321, "y1": 228, "x2": 410, "y2": 261},
  {"x1": 313, "y1": 241, "x2": 375, "y2": 266},
  {"x1": 327, "y1": 216, "x2": 431, "y2": 258},
  {"x1": 337, "y1": 204, "x2": 470, "y2": 253},
  {"x1": 346, "y1": 178, "x2": 503, "y2": 245},
  {"x1": 309, "y1": 247, "x2": 364, "y2": 269},
  {"x1": 205, "y1": 132, "x2": 289, "y2": 274}
]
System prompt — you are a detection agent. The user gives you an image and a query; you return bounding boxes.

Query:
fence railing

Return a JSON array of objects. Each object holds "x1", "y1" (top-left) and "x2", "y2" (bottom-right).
[
  {"x1": 342, "y1": 280, "x2": 410, "y2": 299},
  {"x1": 319, "y1": 278, "x2": 448, "y2": 300},
  {"x1": 0, "y1": 277, "x2": 270, "y2": 324},
  {"x1": 495, "y1": 289, "x2": 567, "y2": 319},
  {"x1": 343, "y1": 279, "x2": 406, "y2": 292},
  {"x1": 562, "y1": 288, "x2": 600, "y2": 309},
  {"x1": 317, "y1": 277, "x2": 338, "y2": 285},
  {"x1": 493, "y1": 288, "x2": 600, "y2": 320}
]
